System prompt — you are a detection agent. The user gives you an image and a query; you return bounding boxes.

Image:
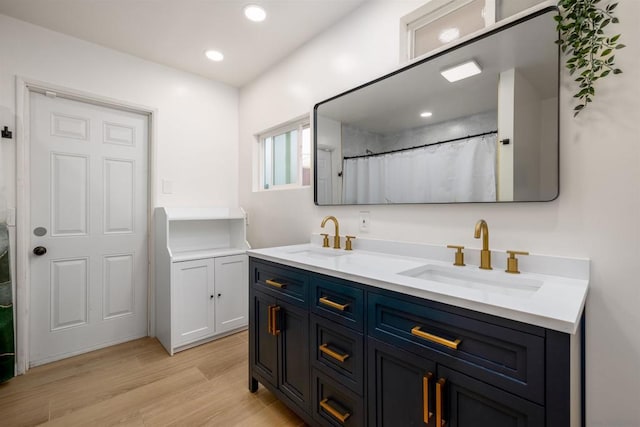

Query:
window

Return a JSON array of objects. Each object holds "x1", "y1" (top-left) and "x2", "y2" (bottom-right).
[
  {"x1": 401, "y1": 0, "x2": 546, "y2": 62},
  {"x1": 406, "y1": 0, "x2": 489, "y2": 61},
  {"x1": 258, "y1": 119, "x2": 311, "y2": 190}
]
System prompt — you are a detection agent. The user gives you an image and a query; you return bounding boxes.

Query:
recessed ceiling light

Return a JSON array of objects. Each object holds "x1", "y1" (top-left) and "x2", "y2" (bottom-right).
[
  {"x1": 438, "y1": 27, "x2": 460, "y2": 44},
  {"x1": 440, "y1": 60, "x2": 482, "y2": 82},
  {"x1": 244, "y1": 4, "x2": 266, "y2": 22},
  {"x1": 205, "y1": 50, "x2": 224, "y2": 62},
  {"x1": 420, "y1": 111, "x2": 433, "y2": 118}
]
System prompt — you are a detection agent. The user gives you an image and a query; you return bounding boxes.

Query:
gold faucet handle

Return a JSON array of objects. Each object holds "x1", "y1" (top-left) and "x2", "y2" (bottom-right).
[
  {"x1": 446, "y1": 245, "x2": 465, "y2": 266},
  {"x1": 345, "y1": 235, "x2": 356, "y2": 251},
  {"x1": 320, "y1": 233, "x2": 330, "y2": 248},
  {"x1": 505, "y1": 250, "x2": 529, "y2": 274}
]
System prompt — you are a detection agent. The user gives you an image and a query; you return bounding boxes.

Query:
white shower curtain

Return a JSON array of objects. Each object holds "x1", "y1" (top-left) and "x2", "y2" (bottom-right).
[{"x1": 342, "y1": 135, "x2": 496, "y2": 203}]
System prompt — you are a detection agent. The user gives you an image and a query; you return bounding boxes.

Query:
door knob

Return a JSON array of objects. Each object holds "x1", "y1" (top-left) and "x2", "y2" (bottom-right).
[{"x1": 33, "y1": 246, "x2": 47, "y2": 256}]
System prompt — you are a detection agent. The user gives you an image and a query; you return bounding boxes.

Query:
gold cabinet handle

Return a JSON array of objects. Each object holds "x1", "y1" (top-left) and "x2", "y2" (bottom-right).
[
  {"x1": 271, "y1": 306, "x2": 280, "y2": 335},
  {"x1": 436, "y1": 378, "x2": 446, "y2": 427},
  {"x1": 320, "y1": 398, "x2": 351, "y2": 423},
  {"x1": 265, "y1": 279, "x2": 285, "y2": 289},
  {"x1": 267, "y1": 305, "x2": 273, "y2": 335},
  {"x1": 319, "y1": 344, "x2": 350, "y2": 363},
  {"x1": 423, "y1": 372, "x2": 434, "y2": 424},
  {"x1": 411, "y1": 326, "x2": 461, "y2": 350},
  {"x1": 319, "y1": 296, "x2": 349, "y2": 311}
]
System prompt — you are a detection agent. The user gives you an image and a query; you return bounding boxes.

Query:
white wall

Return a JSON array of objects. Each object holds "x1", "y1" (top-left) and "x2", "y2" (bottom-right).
[
  {"x1": 513, "y1": 70, "x2": 541, "y2": 201},
  {"x1": 239, "y1": 1, "x2": 640, "y2": 425},
  {"x1": 0, "y1": 13, "x2": 239, "y2": 219},
  {"x1": 498, "y1": 69, "x2": 515, "y2": 201}
]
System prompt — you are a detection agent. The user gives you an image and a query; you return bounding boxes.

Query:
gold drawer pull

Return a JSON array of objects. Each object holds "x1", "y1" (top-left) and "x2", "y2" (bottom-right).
[
  {"x1": 265, "y1": 279, "x2": 285, "y2": 289},
  {"x1": 319, "y1": 296, "x2": 349, "y2": 311},
  {"x1": 436, "y1": 378, "x2": 446, "y2": 427},
  {"x1": 423, "y1": 372, "x2": 433, "y2": 423},
  {"x1": 320, "y1": 398, "x2": 351, "y2": 423},
  {"x1": 411, "y1": 326, "x2": 461, "y2": 350},
  {"x1": 319, "y1": 344, "x2": 350, "y2": 363}
]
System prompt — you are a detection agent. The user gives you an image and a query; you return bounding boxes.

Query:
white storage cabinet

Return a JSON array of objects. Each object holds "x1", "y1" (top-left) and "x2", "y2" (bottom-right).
[{"x1": 155, "y1": 207, "x2": 250, "y2": 355}]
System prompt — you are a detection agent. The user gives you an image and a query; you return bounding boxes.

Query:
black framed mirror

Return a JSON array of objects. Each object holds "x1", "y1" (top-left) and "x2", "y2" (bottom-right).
[{"x1": 314, "y1": 7, "x2": 559, "y2": 205}]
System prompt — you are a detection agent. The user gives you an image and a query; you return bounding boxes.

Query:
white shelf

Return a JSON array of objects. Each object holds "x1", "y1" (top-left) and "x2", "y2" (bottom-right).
[
  {"x1": 164, "y1": 207, "x2": 246, "y2": 221},
  {"x1": 171, "y1": 247, "x2": 247, "y2": 262},
  {"x1": 154, "y1": 206, "x2": 250, "y2": 355}
]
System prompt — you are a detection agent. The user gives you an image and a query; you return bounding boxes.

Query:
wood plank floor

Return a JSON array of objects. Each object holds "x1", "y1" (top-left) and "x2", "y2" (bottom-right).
[{"x1": 0, "y1": 331, "x2": 306, "y2": 426}]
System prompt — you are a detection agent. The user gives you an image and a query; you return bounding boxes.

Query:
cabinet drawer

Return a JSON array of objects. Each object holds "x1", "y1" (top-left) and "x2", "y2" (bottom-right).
[
  {"x1": 311, "y1": 314, "x2": 364, "y2": 395},
  {"x1": 312, "y1": 369, "x2": 365, "y2": 427},
  {"x1": 251, "y1": 259, "x2": 308, "y2": 308},
  {"x1": 368, "y1": 292, "x2": 544, "y2": 404},
  {"x1": 311, "y1": 276, "x2": 364, "y2": 332}
]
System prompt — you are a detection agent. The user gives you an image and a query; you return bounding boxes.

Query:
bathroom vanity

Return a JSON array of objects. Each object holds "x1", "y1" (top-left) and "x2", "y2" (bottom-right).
[{"x1": 248, "y1": 237, "x2": 588, "y2": 427}]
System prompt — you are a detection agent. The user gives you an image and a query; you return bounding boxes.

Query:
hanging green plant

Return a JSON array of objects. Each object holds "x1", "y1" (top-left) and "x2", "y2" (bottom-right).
[{"x1": 555, "y1": 0, "x2": 625, "y2": 116}]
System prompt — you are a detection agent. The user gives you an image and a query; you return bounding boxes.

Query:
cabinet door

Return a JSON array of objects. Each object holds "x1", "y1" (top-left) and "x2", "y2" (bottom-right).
[
  {"x1": 250, "y1": 290, "x2": 278, "y2": 387},
  {"x1": 214, "y1": 254, "x2": 248, "y2": 333},
  {"x1": 278, "y1": 300, "x2": 311, "y2": 412},
  {"x1": 172, "y1": 259, "x2": 215, "y2": 346},
  {"x1": 436, "y1": 366, "x2": 544, "y2": 427},
  {"x1": 368, "y1": 338, "x2": 437, "y2": 427}
]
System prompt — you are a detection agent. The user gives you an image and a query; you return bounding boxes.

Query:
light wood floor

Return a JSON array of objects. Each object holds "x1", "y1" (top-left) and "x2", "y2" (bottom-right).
[{"x1": 0, "y1": 331, "x2": 306, "y2": 426}]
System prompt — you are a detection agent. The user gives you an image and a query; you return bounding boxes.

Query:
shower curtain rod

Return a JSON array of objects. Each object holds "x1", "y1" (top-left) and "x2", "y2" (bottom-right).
[{"x1": 343, "y1": 129, "x2": 498, "y2": 160}]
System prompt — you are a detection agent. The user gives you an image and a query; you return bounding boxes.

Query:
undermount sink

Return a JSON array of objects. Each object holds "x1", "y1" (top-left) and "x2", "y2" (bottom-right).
[{"x1": 399, "y1": 264, "x2": 543, "y2": 297}]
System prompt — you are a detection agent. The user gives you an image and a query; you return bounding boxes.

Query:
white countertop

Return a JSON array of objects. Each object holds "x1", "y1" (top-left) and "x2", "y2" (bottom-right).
[{"x1": 247, "y1": 236, "x2": 589, "y2": 334}]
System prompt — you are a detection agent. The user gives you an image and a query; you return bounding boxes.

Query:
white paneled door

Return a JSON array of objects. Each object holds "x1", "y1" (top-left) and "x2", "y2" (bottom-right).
[{"x1": 29, "y1": 92, "x2": 148, "y2": 366}]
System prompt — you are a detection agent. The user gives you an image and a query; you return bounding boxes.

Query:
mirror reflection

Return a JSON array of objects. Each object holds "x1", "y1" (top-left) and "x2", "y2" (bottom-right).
[{"x1": 314, "y1": 8, "x2": 558, "y2": 205}]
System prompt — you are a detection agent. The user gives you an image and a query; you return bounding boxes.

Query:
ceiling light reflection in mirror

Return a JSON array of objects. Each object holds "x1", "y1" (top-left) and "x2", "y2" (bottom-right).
[
  {"x1": 205, "y1": 50, "x2": 224, "y2": 62},
  {"x1": 244, "y1": 5, "x2": 267, "y2": 22},
  {"x1": 441, "y1": 60, "x2": 482, "y2": 82}
]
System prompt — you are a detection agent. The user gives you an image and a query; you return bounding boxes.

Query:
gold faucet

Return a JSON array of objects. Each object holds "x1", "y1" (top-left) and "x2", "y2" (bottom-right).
[
  {"x1": 321, "y1": 216, "x2": 341, "y2": 249},
  {"x1": 474, "y1": 219, "x2": 492, "y2": 270}
]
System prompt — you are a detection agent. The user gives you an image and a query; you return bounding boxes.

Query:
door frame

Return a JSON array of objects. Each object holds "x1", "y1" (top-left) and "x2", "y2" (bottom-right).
[{"x1": 14, "y1": 77, "x2": 158, "y2": 374}]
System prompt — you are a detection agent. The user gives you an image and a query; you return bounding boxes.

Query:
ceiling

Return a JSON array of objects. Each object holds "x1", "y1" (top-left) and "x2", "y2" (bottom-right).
[{"x1": 0, "y1": 0, "x2": 367, "y2": 87}]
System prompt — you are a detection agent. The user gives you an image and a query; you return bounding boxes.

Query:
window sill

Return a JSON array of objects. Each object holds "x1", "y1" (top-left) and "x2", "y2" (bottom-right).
[{"x1": 253, "y1": 185, "x2": 311, "y2": 193}]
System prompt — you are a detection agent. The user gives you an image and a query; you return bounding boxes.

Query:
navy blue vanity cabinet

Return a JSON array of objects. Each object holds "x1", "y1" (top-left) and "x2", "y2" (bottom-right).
[
  {"x1": 248, "y1": 257, "x2": 580, "y2": 427},
  {"x1": 367, "y1": 291, "x2": 546, "y2": 404},
  {"x1": 249, "y1": 260, "x2": 311, "y2": 416},
  {"x1": 250, "y1": 290, "x2": 278, "y2": 387},
  {"x1": 368, "y1": 337, "x2": 437, "y2": 426},
  {"x1": 368, "y1": 331, "x2": 544, "y2": 427},
  {"x1": 436, "y1": 365, "x2": 544, "y2": 427},
  {"x1": 312, "y1": 368, "x2": 366, "y2": 426},
  {"x1": 368, "y1": 338, "x2": 544, "y2": 427},
  {"x1": 311, "y1": 275, "x2": 365, "y2": 332},
  {"x1": 311, "y1": 314, "x2": 365, "y2": 395},
  {"x1": 310, "y1": 275, "x2": 367, "y2": 425},
  {"x1": 367, "y1": 289, "x2": 556, "y2": 427}
]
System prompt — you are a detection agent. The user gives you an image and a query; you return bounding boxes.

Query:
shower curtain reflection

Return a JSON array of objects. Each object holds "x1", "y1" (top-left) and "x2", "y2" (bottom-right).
[{"x1": 342, "y1": 134, "x2": 497, "y2": 204}]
